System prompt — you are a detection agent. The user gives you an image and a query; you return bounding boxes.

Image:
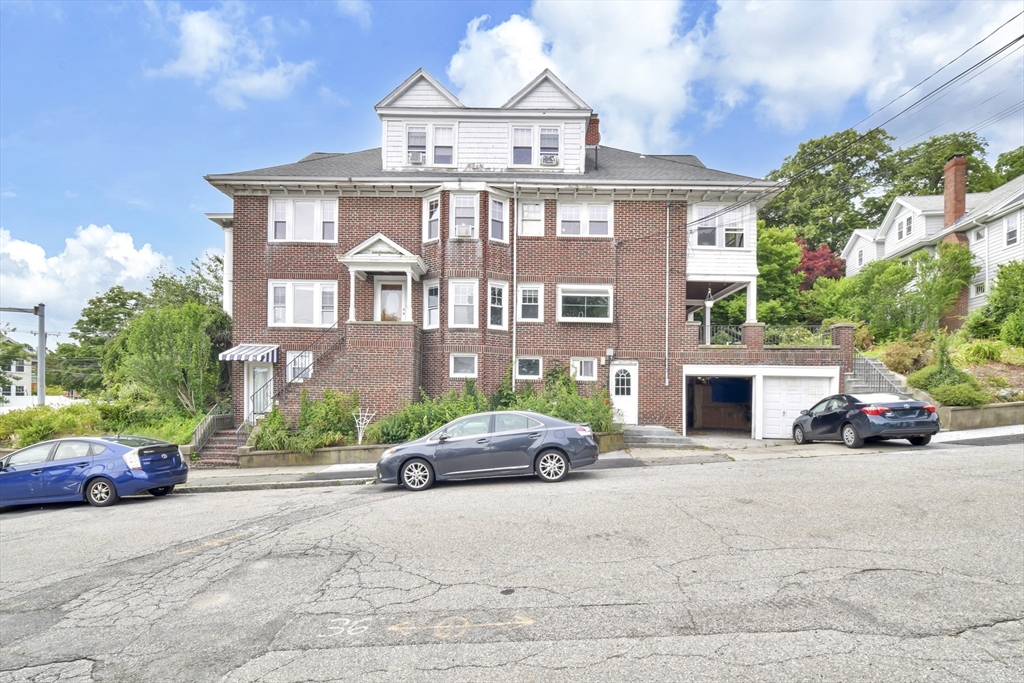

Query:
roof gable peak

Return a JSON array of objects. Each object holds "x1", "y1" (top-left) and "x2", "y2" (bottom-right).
[
  {"x1": 376, "y1": 68, "x2": 465, "y2": 109},
  {"x1": 501, "y1": 69, "x2": 590, "y2": 110}
]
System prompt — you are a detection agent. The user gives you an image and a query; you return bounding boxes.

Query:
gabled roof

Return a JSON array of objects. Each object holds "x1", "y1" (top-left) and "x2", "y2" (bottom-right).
[
  {"x1": 501, "y1": 69, "x2": 590, "y2": 110},
  {"x1": 339, "y1": 232, "x2": 427, "y2": 279},
  {"x1": 840, "y1": 229, "x2": 879, "y2": 260},
  {"x1": 896, "y1": 193, "x2": 986, "y2": 214},
  {"x1": 375, "y1": 68, "x2": 464, "y2": 109},
  {"x1": 937, "y1": 175, "x2": 1024, "y2": 237}
]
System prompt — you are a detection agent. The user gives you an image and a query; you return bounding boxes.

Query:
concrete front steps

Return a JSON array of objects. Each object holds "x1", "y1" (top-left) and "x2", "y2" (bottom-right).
[
  {"x1": 845, "y1": 357, "x2": 911, "y2": 395},
  {"x1": 192, "y1": 429, "x2": 240, "y2": 469},
  {"x1": 623, "y1": 426, "x2": 700, "y2": 450}
]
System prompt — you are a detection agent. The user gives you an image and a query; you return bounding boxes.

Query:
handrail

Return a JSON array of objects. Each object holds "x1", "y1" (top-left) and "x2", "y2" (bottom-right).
[
  {"x1": 853, "y1": 351, "x2": 906, "y2": 395},
  {"x1": 699, "y1": 324, "x2": 743, "y2": 345},
  {"x1": 191, "y1": 402, "x2": 232, "y2": 454},
  {"x1": 764, "y1": 325, "x2": 833, "y2": 347}
]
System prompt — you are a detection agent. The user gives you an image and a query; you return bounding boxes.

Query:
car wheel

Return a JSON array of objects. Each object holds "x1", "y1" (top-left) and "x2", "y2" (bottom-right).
[
  {"x1": 793, "y1": 426, "x2": 811, "y2": 445},
  {"x1": 149, "y1": 485, "x2": 175, "y2": 496},
  {"x1": 400, "y1": 459, "x2": 434, "y2": 491},
  {"x1": 908, "y1": 436, "x2": 932, "y2": 446},
  {"x1": 85, "y1": 477, "x2": 119, "y2": 507},
  {"x1": 841, "y1": 423, "x2": 864, "y2": 449},
  {"x1": 536, "y1": 450, "x2": 568, "y2": 483}
]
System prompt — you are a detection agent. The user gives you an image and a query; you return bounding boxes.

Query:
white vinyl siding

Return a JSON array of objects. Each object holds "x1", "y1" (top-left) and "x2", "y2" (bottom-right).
[
  {"x1": 517, "y1": 283, "x2": 544, "y2": 322},
  {"x1": 423, "y1": 280, "x2": 440, "y2": 329},
  {"x1": 450, "y1": 353, "x2": 478, "y2": 378},
  {"x1": 558, "y1": 202, "x2": 612, "y2": 237},
  {"x1": 556, "y1": 284, "x2": 613, "y2": 323},
  {"x1": 518, "y1": 201, "x2": 544, "y2": 236},
  {"x1": 687, "y1": 204, "x2": 759, "y2": 279},
  {"x1": 268, "y1": 281, "x2": 337, "y2": 327},
  {"x1": 391, "y1": 79, "x2": 457, "y2": 108},
  {"x1": 448, "y1": 279, "x2": 478, "y2": 328},
  {"x1": 268, "y1": 198, "x2": 337, "y2": 242}
]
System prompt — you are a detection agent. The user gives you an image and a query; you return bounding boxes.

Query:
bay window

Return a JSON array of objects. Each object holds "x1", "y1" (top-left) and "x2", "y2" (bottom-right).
[
  {"x1": 423, "y1": 196, "x2": 440, "y2": 241},
  {"x1": 557, "y1": 285, "x2": 613, "y2": 323},
  {"x1": 449, "y1": 279, "x2": 478, "y2": 328},
  {"x1": 423, "y1": 280, "x2": 440, "y2": 329},
  {"x1": 451, "y1": 194, "x2": 478, "y2": 238},
  {"x1": 490, "y1": 198, "x2": 507, "y2": 241},
  {"x1": 268, "y1": 281, "x2": 337, "y2": 327},
  {"x1": 488, "y1": 281, "x2": 508, "y2": 330},
  {"x1": 268, "y1": 198, "x2": 337, "y2": 242}
]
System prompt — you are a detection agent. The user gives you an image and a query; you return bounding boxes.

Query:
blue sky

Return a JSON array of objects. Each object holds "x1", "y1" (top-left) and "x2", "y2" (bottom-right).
[{"x1": 1, "y1": 0, "x2": 1021, "y2": 342}]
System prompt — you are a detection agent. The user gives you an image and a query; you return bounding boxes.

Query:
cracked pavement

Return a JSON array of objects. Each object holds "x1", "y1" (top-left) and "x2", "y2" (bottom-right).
[{"x1": 0, "y1": 443, "x2": 1021, "y2": 681}]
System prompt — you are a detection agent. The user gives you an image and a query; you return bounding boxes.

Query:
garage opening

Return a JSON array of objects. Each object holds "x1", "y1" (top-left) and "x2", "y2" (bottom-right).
[{"x1": 686, "y1": 376, "x2": 753, "y2": 437}]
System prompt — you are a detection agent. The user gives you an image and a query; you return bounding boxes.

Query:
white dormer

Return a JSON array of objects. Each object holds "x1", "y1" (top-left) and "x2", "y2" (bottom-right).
[{"x1": 377, "y1": 69, "x2": 592, "y2": 174}]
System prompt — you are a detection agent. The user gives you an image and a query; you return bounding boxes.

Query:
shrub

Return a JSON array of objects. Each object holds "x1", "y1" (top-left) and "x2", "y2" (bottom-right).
[
  {"x1": 1001, "y1": 345, "x2": 1024, "y2": 366},
  {"x1": 985, "y1": 260, "x2": 1024, "y2": 324},
  {"x1": 880, "y1": 331, "x2": 933, "y2": 375},
  {"x1": 953, "y1": 340, "x2": 1006, "y2": 365},
  {"x1": 999, "y1": 308, "x2": 1024, "y2": 347},
  {"x1": 295, "y1": 389, "x2": 358, "y2": 453},
  {"x1": 906, "y1": 365, "x2": 940, "y2": 390},
  {"x1": 929, "y1": 383, "x2": 990, "y2": 407},
  {"x1": 963, "y1": 309, "x2": 1000, "y2": 340},
  {"x1": 854, "y1": 325, "x2": 874, "y2": 352},
  {"x1": 252, "y1": 406, "x2": 294, "y2": 451}
]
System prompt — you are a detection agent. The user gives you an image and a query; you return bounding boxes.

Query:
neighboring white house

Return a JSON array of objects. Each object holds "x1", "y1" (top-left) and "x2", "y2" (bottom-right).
[
  {"x1": 842, "y1": 155, "x2": 1023, "y2": 315},
  {"x1": 1, "y1": 352, "x2": 35, "y2": 410}
]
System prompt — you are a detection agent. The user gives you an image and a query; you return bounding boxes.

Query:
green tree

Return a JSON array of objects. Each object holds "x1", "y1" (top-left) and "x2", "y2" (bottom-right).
[
  {"x1": 46, "y1": 342, "x2": 104, "y2": 394},
  {"x1": 120, "y1": 303, "x2": 219, "y2": 415},
  {"x1": 888, "y1": 132, "x2": 1003, "y2": 197},
  {"x1": 983, "y1": 260, "x2": 1024, "y2": 324},
  {"x1": 995, "y1": 145, "x2": 1024, "y2": 182},
  {"x1": 148, "y1": 255, "x2": 224, "y2": 309},
  {"x1": 69, "y1": 285, "x2": 147, "y2": 344},
  {"x1": 761, "y1": 128, "x2": 895, "y2": 251},
  {"x1": 718, "y1": 224, "x2": 804, "y2": 324}
]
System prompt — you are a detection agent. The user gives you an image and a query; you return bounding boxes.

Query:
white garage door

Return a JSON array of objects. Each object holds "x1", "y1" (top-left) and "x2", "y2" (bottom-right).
[{"x1": 762, "y1": 376, "x2": 831, "y2": 439}]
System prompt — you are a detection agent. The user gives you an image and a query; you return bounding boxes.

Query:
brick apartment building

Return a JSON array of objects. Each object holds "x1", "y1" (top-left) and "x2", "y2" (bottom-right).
[{"x1": 208, "y1": 69, "x2": 854, "y2": 439}]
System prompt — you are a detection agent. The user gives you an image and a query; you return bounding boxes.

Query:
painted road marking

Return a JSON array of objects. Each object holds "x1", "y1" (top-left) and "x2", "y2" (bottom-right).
[{"x1": 387, "y1": 615, "x2": 535, "y2": 639}]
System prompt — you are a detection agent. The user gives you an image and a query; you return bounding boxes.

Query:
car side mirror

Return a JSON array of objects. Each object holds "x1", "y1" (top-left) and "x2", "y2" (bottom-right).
[
  {"x1": 800, "y1": 409, "x2": 808, "y2": 416},
  {"x1": 438, "y1": 431, "x2": 449, "y2": 442}
]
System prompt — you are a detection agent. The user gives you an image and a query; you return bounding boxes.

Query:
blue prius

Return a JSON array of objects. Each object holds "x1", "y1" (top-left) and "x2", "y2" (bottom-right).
[{"x1": 0, "y1": 436, "x2": 189, "y2": 507}]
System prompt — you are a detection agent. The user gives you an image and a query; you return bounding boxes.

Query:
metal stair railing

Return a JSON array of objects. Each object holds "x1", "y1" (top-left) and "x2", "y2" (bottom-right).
[
  {"x1": 235, "y1": 321, "x2": 346, "y2": 448},
  {"x1": 191, "y1": 402, "x2": 233, "y2": 455},
  {"x1": 852, "y1": 351, "x2": 906, "y2": 395}
]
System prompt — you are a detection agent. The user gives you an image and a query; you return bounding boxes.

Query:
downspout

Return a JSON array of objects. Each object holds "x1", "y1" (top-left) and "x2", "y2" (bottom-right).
[
  {"x1": 512, "y1": 181, "x2": 518, "y2": 393},
  {"x1": 665, "y1": 202, "x2": 670, "y2": 387}
]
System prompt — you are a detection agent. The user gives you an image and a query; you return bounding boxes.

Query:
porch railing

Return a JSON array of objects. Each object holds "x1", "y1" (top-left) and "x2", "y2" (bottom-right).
[
  {"x1": 699, "y1": 324, "x2": 744, "y2": 345},
  {"x1": 764, "y1": 325, "x2": 833, "y2": 347}
]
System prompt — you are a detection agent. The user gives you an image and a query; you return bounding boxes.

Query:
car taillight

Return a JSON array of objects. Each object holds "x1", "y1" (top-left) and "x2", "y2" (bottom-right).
[
  {"x1": 575, "y1": 425, "x2": 593, "y2": 437},
  {"x1": 122, "y1": 450, "x2": 142, "y2": 470},
  {"x1": 923, "y1": 404, "x2": 937, "y2": 413},
  {"x1": 860, "y1": 405, "x2": 885, "y2": 416}
]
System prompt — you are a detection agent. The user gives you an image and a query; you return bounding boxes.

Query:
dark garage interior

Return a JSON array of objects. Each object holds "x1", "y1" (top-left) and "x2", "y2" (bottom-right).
[{"x1": 686, "y1": 376, "x2": 753, "y2": 435}]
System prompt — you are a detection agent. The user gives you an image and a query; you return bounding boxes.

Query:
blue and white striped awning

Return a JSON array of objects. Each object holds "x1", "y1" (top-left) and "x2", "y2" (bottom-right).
[{"x1": 218, "y1": 344, "x2": 279, "y2": 363}]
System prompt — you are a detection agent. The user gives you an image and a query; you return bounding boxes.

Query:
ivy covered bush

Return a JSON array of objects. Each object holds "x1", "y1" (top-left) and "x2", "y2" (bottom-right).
[
  {"x1": 906, "y1": 334, "x2": 990, "y2": 407},
  {"x1": 252, "y1": 389, "x2": 359, "y2": 453}
]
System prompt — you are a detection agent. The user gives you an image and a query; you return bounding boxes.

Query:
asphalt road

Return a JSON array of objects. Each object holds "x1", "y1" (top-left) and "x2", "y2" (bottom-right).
[{"x1": 1, "y1": 442, "x2": 1021, "y2": 682}]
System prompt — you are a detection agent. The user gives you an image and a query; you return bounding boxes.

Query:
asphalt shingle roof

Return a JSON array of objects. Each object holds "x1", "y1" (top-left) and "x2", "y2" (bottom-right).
[{"x1": 210, "y1": 146, "x2": 765, "y2": 185}]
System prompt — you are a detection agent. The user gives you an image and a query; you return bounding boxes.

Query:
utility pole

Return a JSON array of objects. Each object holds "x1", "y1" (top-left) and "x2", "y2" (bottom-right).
[{"x1": 0, "y1": 303, "x2": 46, "y2": 405}]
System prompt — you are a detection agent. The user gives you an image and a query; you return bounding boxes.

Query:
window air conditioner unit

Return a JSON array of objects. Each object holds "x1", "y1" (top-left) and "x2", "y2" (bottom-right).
[
  {"x1": 540, "y1": 154, "x2": 559, "y2": 166},
  {"x1": 408, "y1": 151, "x2": 425, "y2": 165},
  {"x1": 455, "y1": 224, "x2": 473, "y2": 238}
]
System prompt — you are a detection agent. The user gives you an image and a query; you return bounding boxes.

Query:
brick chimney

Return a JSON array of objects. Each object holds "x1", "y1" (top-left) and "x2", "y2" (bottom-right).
[
  {"x1": 943, "y1": 154, "x2": 967, "y2": 228},
  {"x1": 586, "y1": 114, "x2": 601, "y2": 146}
]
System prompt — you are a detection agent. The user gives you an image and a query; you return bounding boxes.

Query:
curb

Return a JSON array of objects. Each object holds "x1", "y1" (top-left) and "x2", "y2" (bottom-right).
[{"x1": 176, "y1": 477, "x2": 376, "y2": 494}]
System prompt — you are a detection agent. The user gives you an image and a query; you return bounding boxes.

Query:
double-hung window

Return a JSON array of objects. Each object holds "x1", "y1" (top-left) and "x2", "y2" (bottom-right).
[
  {"x1": 268, "y1": 281, "x2": 337, "y2": 327},
  {"x1": 570, "y1": 357, "x2": 597, "y2": 381},
  {"x1": 905, "y1": 217, "x2": 912, "y2": 237},
  {"x1": 490, "y1": 198, "x2": 507, "y2": 241},
  {"x1": 558, "y1": 202, "x2": 612, "y2": 237},
  {"x1": 433, "y1": 126, "x2": 454, "y2": 165},
  {"x1": 407, "y1": 125, "x2": 427, "y2": 164},
  {"x1": 449, "y1": 279, "x2": 478, "y2": 328},
  {"x1": 0, "y1": 386, "x2": 9, "y2": 396},
  {"x1": 1007, "y1": 212, "x2": 1019, "y2": 246},
  {"x1": 423, "y1": 196, "x2": 440, "y2": 242},
  {"x1": 488, "y1": 281, "x2": 508, "y2": 330},
  {"x1": 517, "y1": 283, "x2": 544, "y2": 322},
  {"x1": 693, "y1": 205, "x2": 748, "y2": 248},
  {"x1": 515, "y1": 356, "x2": 542, "y2": 380},
  {"x1": 450, "y1": 353, "x2": 477, "y2": 378},
  {"x1": 451, "y1": 194, "x2": 478, "y2": 238},
  {"x1": 286, "y1": 350, "x2": 313, "y2": 382},
  {"x1": 540, "y1": 128, "x2": 560, "y2": 157},
  {"x1": 269, "y1": 198, "x2": 337, "y2": 242},
  {"x1": 13, "y1": 361, "x2": 25, "y2": 373},
  {"x1": 423, "y1": 280, "x2": 440, "y2": 329},
  {"x1": 512, "y1": 128, "x2": 533, "y2": 165},
  {"x1": 857, "y1": 249, "x2": 864, "y2": 266},
  {"x1": 519, "y1": 201, "x2": 544, "y2": 236},
  {"x1": 557, "y1": 284, "x2": 613, "y2": 323},
  {"x1": 15, "y1": 386, "x2": 25, "y2": 397}
]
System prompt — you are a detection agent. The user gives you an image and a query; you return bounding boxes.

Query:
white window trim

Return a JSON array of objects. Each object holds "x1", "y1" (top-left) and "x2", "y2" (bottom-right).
[
  {"x1": 430, "y1": 124, "x2": 456, "y2": 168},
  {"x1": 422, "y1": 195, "x2": 441, "y2": 243},
  {"x1": 973, "y1": 282, "x2": 986, "y2": 296},
  {"x1": 509, "y1": 123, "x2": 563, "y2": 168},
  {"x1": 1006, "y1": 212, "x2": 1019, "y2": 246},
  {"x1": 556, "y1": 284, "x2": 614, "y2": 323},
  {"x1": 267, "y1": 197, "x2": 338, "y2": 243},
  {"x1": 557, "y1": 201, "x2": 614, "y2": 238},
  {"x1": 449, "y1": 193, "x2": 479, "y2": 240},
  {"x1": 690, "y1": 205, "x2": 753, "y2": 250},
  {"x1": 450, "y1": 353, "x2": 478, "y2": 378},
  {"x1": 423, "y1": 279, "x2": 440, "y2": 330},
  {"x1": 515, "y1": 355, "x2": 543, "y2": 380},
  {"x1": 373, "y1": 276, "x2": 407, "y2": 322},
  {"x1": 448, "y1": 278, "x2": 479, "y2": 329},
  {"x1": 487, "y1": 280, "x2": 509, "y2": 330},
  {"x1": 516, "y1": 283, "x2": 545, "y2": 323},
  {"x1": 570, "y1": 357, "x2": 598, "y2": 382},
  {"x1": 267, "y1": 280, "x2": 338, "y2": 328},
  {"x1": 488, "y1": 196, "x2": 509, "y2": 243},
  {"x1": 286, "y1": 350, "x2": 313, "y2": 382},
  {"x1": 518, "y1": 199, "x2": 545, "y2": 237},
  {"x1": 857, "y1": 249, "x2": 864, "y2": 266}
]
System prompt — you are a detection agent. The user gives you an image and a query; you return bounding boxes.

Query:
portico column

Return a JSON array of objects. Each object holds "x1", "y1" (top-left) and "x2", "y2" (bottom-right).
[
  {"x1": 405, "y1": 270, "x2": 413, "y2": 321},
  {"x1": 348, "y1": 270, "x2": 356, "y2": 322},
  {"x1": 746, "y1": 279, "x2": 757, "y2": 323}
]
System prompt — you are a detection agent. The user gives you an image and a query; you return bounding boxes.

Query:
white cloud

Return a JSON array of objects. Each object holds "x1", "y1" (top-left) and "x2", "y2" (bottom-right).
[
  {"x1": 446, "y1": 0, "x2": 1023, "y2": 155},
  {"x1": 1, "y1": 190, "x2": 16, "y2": 198},
  {"x1": 337, "y1": 1, "x2": 371, "y2": 30},
  {"x1": 0, "y1": 225, "x2": 171, "y2": 335},
  {"x1": 148, "y1": 2, "x2": 314, "y2": 109},
  {"x1": 318, "y1": 85, "x2": 349, "y2": 106}
]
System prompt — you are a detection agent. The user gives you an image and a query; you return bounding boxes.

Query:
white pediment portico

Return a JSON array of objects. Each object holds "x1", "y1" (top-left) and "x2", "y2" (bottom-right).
[{"x1": 337, "y1": 233, "x2": 427, "y2": 322}]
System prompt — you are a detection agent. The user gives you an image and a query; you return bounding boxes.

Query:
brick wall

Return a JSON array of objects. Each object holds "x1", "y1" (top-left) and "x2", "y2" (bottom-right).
[{"x1": 939, "y1": 232, "x2": 970, "y2": 331}]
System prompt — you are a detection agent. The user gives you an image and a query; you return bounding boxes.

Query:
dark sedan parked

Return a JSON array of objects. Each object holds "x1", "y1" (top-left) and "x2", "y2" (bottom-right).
[
  {"x1": 792, "y1": 393, "x2": 941, "y2": 448},
  {"x1": 0, "y1": 436, "x2": 188, "y2": 507},
  {"x1": 376, "y1": 411, "x2": 599, "y2": 490}
]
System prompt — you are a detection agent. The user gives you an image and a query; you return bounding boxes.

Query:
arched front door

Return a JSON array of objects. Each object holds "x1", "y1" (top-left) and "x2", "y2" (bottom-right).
[{"x1": 609, "y1": 361, "x2": 639, "y2": 425}]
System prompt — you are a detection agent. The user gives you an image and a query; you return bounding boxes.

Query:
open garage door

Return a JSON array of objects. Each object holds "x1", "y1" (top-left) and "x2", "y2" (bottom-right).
[{"x1": 762, "y1": 376, "x2": 831, "y2": 439}]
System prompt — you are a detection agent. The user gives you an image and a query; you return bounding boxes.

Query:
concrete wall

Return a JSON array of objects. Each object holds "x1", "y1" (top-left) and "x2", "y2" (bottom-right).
[{"x1": 938, "y1": 402, "x2": 1024, "y2": 431}]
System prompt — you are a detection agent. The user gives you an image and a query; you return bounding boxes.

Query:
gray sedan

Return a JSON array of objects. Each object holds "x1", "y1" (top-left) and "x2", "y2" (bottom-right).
[{"x1": 376, "y1": 411, "x2": 599, "y2": 490}]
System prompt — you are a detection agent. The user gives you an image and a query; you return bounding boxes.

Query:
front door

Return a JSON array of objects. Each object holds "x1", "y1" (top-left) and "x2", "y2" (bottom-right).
[
  {"x1": 245, "y1": 362, "x2": 274, "y2": 420},
  {"x1": 610, "y1": 361, "x2": 639, "y2": 425},
  {"x1": 376, "y1": 282, "x2": 405, "y2": 322}
]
